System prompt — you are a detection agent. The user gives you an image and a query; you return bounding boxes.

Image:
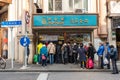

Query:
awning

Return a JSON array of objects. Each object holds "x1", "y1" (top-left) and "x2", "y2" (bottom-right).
[{"x1": 108, "y1": 13, "x2": 120, "y2": 17}]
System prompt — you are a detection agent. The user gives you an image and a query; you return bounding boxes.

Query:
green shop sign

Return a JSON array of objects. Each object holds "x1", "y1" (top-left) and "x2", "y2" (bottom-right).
[{"x1": 33, "y1": 14, "x2": 98, "y2": 27}]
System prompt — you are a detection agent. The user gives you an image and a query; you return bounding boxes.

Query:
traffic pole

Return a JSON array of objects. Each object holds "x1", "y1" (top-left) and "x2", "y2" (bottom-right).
[
  {"x1": 21, "y1": 11, "x2": 30, "y2": 69},
  {"x1": 10, "y1": 27, "x2": 14, "y2": 69},
  {"x1": 24, "y1": 31, "x2": 28, "y2": 67},
  {"x1": 24, "y1": 11, "x2": 30, "y2": 67}
]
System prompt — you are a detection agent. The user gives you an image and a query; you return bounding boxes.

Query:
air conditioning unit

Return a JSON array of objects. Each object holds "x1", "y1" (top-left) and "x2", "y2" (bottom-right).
[
  {"x1": 36, "y1": 8, "x2": 42, "y2": 13},
  {"x1": 75, "y1": 9, "x2": 83, "y2": 13}
]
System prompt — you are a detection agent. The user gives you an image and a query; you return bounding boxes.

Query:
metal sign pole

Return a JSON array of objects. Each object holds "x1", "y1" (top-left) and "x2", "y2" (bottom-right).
[
  {"x1": 24, "y1": 11, "x2": 29, "y2": 67},
  {"x1": 20, "y1": 11, "x2": 30, "y2": 69},
  {"x1": 24, "y1": 45, "x2": 27, "y2": 67},
  {"x1": 10, "y1": 27, "x2": 14, "y2": 69},
  {"x1": 24, "y1": 31, "x2": 27, "y2": 67}
]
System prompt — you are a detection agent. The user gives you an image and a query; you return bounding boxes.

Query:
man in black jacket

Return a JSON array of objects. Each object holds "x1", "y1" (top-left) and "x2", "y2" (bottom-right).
[{"x1": 110, "y1": 45, "x2": 119, "y2": 74}]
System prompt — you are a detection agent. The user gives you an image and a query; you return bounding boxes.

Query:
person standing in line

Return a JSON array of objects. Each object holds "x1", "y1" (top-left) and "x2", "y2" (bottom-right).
[
  {"x1": 56, "y1": 42, "x2": 62, "y2": 63},
  {"x1": 97, "y1": 42, "x2": 105, "y2": 69},
  {"x1": 67, "y1": 42, "x2": 73, "y2": 63},
  {"x1": 104, "y1": 42, "x2": 111, "y2": 69},
  {"x1": 40, "y1": 44, "x2": 48, "y2": 67},
  {"x1": 72, "y1": 42, "x2": 78, "y2": 64},
  {"x1": 47, "y1": 42, "x2": 56, "y2": 64},
  {"x1": 37, "y1": 42, "x2": 43, "y2": 64},
  {"x1": 87, "y1": 43, "x2": 96, "y2": 62},
  {"x1": 61, "y1": 43, "x2": 68, "y2": 64},
  {"x1": 110, "y1": 45, "x2": 119, "y2": 74},
  {"x1": 77, "y1": 43, "x2": 87, "y2": 69},
  {"x1": 61, "y1": 43, "x2": 66, "y2": 64}
]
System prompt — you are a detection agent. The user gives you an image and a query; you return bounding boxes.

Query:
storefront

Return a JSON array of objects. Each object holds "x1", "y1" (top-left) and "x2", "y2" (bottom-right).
[
  {"x1": 112, "y1": 16, "x2": 120, "y2": 60},
  {"x1": 32, "y1": 14, "x2": 98, "y2": 53},
  {"x1": 0, "y1": 0, "x2": 11, "y2": 58},
  {"x1": 116, "y1": 29, "x2": 120, "y2": 60}
]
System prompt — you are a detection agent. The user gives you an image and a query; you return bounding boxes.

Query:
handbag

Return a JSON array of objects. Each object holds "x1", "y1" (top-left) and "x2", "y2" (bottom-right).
[
  {"x1": 104, "y1": 57, "x2": 108, "y2": 65},
  {"x1": 33, "y1": 54, "x2": 38, "y2": 63},
  {"x1": 86, "y1": 58, "x2": 94, "y2": 69},
  {"x1": 42, "y1": 55, "x2": 46, "y2": 60}
]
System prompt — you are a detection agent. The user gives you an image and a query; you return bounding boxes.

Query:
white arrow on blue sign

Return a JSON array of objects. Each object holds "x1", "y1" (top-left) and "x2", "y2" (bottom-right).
[
  {"x1": 20, "y1": 36, "x2": 30, "y2": 47},
  {"x1": 1, "y1": 21, "x2": 22, "y2": 27}
]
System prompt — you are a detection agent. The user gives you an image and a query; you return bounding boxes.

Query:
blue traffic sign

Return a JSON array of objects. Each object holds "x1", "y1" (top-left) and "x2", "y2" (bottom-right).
[
  {"x1": 1, "y1": 21, "x2": 22, "y2": 27},
  {"x1": 20, "y1": 36, "x2": 30, "y2": 47}
]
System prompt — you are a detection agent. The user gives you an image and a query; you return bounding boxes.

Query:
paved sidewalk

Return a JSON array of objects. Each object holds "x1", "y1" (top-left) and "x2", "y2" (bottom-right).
[{"x1": 0, "y1": 59, "x2": 120, "y2": 72}]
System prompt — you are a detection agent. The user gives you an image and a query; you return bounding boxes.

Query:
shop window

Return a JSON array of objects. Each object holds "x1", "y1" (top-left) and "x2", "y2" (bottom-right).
[
  {"x1": 112, "y1": 17, "x2": 120, "y2": 28},
  {"x1": 74, "y1": 0, "x2": 82, "y2": 9},
  {"x1": 49, "y1": 0, "x2": 53, "y2": 11},
  {"x1": 48, "y1": 0, "x2": 88, "y2": 12},
  {"x1": 49, "y1": 0, "x2": 62, "y2": 11},
  {"x1": 55, "y1": 0, "x2": 62, "y2": 11},
  {"x1": 68, "y1": 33, "x2": 90, "y2": 45}
]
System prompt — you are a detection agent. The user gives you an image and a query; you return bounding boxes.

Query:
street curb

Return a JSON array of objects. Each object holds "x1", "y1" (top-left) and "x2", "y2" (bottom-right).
[{"x1": 0, "y1": 69, "x2": 119, "y2": 72}]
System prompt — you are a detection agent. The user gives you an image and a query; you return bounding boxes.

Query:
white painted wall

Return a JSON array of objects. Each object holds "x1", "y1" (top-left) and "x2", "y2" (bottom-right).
[
  {"x1": 43, "y1": 0, "x2": 97, "y2": 13},
  {"x1": 8, "y1": 0, "x2": 16, "y2": 59},
  {"x1": 43, "y1": 0, "x2": 48, "y2": 13}
]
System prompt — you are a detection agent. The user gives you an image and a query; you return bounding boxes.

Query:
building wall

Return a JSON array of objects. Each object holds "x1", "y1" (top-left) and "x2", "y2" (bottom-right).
[
  {"x1": 7, "y1": 0, "x2": 34, "y2": 64},
  {"x1": 7, "y1": 0, "x2": 110, "y2": 63},
  {"x1": 108, "y1": 1, "x2": 120, "y2": 47}
]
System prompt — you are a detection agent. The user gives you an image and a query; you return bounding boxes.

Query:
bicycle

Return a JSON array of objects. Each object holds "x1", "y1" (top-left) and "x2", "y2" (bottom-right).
[{"x1": 0, "y1": 57, "x2": 6, "y2": 69}]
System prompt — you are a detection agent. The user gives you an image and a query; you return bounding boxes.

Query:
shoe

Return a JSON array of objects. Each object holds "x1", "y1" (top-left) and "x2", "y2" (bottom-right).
[
  {"x1": 112, "y1": 72, "x2": 117, "y2": 74},
  {"x1": 116, "y1": 72, "x2": 119, "y2": 74}
]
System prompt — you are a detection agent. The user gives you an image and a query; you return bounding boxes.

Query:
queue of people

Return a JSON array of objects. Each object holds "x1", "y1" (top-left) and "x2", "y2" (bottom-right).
[
  {"x1": 34, "y1": 41, "x2": 119, "y2": 74},
  {"x1": 97, "y1": 42, "x2": 119, "y2": 74}
]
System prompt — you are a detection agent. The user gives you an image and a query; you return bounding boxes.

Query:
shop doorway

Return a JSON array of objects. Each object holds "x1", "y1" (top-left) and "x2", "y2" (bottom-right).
[{"x1": 116, "y1": 29, "x2": 120, "y2": 60}]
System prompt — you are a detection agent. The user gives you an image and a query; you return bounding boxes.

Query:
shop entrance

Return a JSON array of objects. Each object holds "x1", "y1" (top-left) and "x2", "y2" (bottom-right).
[
  {"x1": 33, "y1": 28, "x2": 93, "y2": 63},
  {"x1": 116, "y1": 29, "x2": 120, "y2": 60}
]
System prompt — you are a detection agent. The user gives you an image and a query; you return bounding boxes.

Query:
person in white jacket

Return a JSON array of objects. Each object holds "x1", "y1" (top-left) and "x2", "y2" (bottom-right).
[{"x1": 47, "y1": 42, "x2": 56, "y2": 64}]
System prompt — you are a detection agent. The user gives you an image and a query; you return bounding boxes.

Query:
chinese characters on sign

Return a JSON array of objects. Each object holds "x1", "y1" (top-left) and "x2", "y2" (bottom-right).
[
  {"x1": 42, "y1": 17, "x2": 64, "y2": 25},
  {"x1": 33, "y1": 14, "x2": 98, "y2": 27}
]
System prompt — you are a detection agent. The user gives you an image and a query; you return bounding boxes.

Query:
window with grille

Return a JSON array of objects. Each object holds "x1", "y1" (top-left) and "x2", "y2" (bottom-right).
[
  {"x1": 55, "y1": 0, "x2": 62, "y2": 11},
  {"x1": 48, "y1": 0, "x2": 88, "y2": 12}
]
